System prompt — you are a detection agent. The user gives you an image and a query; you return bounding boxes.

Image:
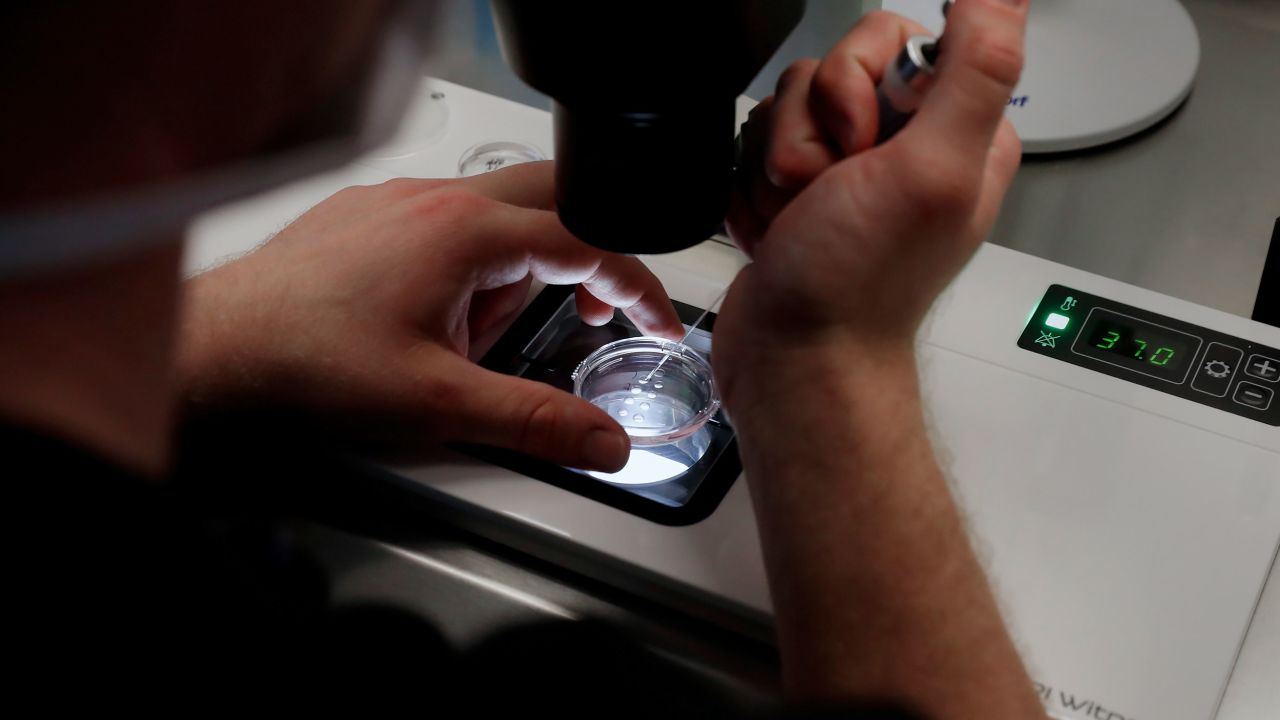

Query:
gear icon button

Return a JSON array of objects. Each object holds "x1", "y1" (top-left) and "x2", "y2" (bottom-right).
[
  {"x1": 1192, "y1": 343, "x2": 1244, "y2": 396},
  {"x1": 1204, "y1": 360, "x2": 1232, "y2": 379}
]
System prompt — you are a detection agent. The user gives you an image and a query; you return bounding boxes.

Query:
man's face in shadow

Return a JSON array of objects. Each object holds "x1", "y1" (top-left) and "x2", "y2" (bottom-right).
[{"x1": 0, "y1": 1, "x2": 410, "y2": 213}]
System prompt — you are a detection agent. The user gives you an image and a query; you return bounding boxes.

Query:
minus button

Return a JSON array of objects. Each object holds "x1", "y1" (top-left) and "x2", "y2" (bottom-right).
[{"x1": 1233, "y1": 382, "x2": 1274, "y2": 411}]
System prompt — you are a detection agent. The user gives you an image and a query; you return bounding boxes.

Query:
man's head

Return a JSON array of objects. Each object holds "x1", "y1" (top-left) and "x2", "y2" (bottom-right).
[
  {"x1": 0, "y1": 1, "x2": 433, "y2": 473},
  {"x1": 0, "y1": 0, "x2": 426, "y2": 273}
]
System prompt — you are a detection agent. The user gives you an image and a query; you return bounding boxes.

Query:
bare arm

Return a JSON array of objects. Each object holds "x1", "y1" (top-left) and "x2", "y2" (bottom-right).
[
  {"x1": 733, "y1": 344, "x2": 1043, "y2": 717},
  {"x1": 717, "y1": 0, "x2": 1047, "y2": 715}
]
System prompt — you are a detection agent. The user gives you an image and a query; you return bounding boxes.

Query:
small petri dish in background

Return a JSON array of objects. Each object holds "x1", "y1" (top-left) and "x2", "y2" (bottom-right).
[
  {"x1": 572, "y1": 337, "x2": 720, "y2": 448},
  {"x1": 457, "y1": 141, "x2": 546, "y2": 177}
]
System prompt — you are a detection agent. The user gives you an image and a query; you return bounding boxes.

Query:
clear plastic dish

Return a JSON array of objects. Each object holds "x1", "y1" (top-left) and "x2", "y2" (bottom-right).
[
  {"x1": 572, "y1": 337, "x2": 719, "y2": 447},
  {"x1": 456, "y1": 141, "x2": 545, "y2": 177}
]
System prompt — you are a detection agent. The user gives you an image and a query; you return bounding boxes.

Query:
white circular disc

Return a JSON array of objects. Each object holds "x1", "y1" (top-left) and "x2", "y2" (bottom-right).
[{"x1": 882, "y1": 0, "x2": 1200, "y2": 153}]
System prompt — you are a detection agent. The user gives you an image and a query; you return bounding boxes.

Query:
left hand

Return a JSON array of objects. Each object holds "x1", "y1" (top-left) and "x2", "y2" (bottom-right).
[{"x1": 179, "y1": 161, "x2": 684, "y2": 471}]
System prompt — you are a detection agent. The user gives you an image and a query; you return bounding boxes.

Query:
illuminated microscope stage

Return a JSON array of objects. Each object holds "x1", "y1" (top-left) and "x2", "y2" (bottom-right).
[
  {"x1": 188, "y1": 80, "x2": 1280, "y2": 720},
  {"x1": 461, "y1": 285, "x2": 740, "y2": 524}
]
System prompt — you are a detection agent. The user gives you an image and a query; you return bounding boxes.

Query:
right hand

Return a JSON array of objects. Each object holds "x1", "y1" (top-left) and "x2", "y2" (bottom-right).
[
  {"x1": 712, "y1": 6, "x2": 1045, "y2": 712},
  {"x1": 715, "y1": 0, "x2": 1027, "y2": 418}
]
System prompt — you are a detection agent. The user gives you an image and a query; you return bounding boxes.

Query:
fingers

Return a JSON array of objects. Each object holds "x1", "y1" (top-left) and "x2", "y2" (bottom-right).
[
  {"x1": 728, "y1": 11, "x2": 931, "y2": 249},
  {"x1": 900, "y1": 0, "x2": 1028, "y2": 176},
  {"x1": 810, "y1": 10, "x2": 931, "y2": 154},
  {"x1": 762, "y1": 11, "x2": 931, "y2": 185},
  {"x1": 727, "y1": 97, "x2": 777, "y2": 254},
  {"x1": 379, "y1": 171, "x2": 682, "y2": 340},
  {"x1": 575, "y1": 284, "x2": 615, "y2": 326},
  {"x1": 462, "y1": 204, "x2": 684, "y2": 339},
  {"x1": 467, "y1": 275, "x2": 534, "y2": 355},
  {"x1": 728, "y1": 60, "x2": 837, "y2": 254},
  {"x1": 454, "y1": 160, "x2": 557, "y2": 210},
  {"x1": 765, "y1": 59, "x2": 837, "y2": 190},
  {"x1": 582, "y1": 254, "x2": 685, "y2": 340},
  {"x1": 971, "y1": 118, "x2": 1022, "y2": 232},
  {"x1": 437, "y1": 355, "x2": 632, "y2": 472},
  {"x1": 989, "y1": 117, "x2": 1024, "y2": 189},
  {"x1": 299, "y1": 159, "x2": 555, "y2": 239}
]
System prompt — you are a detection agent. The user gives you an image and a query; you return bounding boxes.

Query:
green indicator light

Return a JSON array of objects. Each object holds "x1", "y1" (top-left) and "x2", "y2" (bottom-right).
[{"x1": 1045, "y1": 313, "x2": 1070, "y2": 331}]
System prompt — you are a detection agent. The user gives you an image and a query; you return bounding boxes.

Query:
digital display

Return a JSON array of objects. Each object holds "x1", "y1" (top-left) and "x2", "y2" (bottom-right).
[
  {"x1": 1019, "y1": 285, "x2": 1279, "y2": 426},
  {"x1": 1072, "y1": 308, "x2": 1201, "y2": 384}
]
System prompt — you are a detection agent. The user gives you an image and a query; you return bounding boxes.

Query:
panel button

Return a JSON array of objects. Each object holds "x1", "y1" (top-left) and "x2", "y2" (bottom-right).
[
  {"x1": 1244, "y1": 354, "x2": 1280, "y2": 383},
  {"x1": 1233, "y1": 382, "x2": 1274, "y2": 411},
  {"x1": 1191, "y1": 342, "x2": 1242, "y2": 397}
]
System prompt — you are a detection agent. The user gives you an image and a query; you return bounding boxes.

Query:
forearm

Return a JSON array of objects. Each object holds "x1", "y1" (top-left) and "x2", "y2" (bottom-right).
[{"x1": 732, "y1": 342, "x2": 1045, "y2": 718}]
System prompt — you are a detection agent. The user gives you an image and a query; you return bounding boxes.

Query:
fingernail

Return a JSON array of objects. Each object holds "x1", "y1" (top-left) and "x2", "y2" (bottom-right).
[{"x1": 583, "y1": 427, "x2": 629, "y2": 472}]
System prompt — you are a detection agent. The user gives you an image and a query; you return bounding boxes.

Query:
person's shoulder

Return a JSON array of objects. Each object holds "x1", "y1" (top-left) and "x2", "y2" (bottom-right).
[
  {"x1": 0, "y1": 422, "x2": 152, "y2": 497},
  {"x1": 0, "y1": 424, "x2": 169, "y2": 549}
]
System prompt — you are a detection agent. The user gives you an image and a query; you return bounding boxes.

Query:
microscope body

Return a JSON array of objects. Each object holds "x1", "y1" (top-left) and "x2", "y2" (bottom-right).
[{"x1": 491, "y1": 1, "x2": 805, "y2": 254}]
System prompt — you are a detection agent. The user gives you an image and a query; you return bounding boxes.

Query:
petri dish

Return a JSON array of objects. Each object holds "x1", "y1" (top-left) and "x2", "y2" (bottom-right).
[
  {"x1": 572, "y1": 337, "x2": 720, "y2": 447},
  {"x1": 457, "y1": 141, "x2": 546, "y2": 177}
]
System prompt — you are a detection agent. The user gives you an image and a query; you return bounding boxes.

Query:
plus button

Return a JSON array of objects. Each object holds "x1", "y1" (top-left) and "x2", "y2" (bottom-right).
[{"x1": 1246, "y1": 354, "x2": 1279, "y2": 382}]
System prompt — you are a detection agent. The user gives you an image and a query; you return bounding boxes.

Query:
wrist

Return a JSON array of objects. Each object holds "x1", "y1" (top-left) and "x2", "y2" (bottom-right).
[
  {"x1": 719, "y1": 332, "x2": 921, "y2": 440},
  {"x1": 176, "y1": 270, "x2": 270, "y2": 417}
]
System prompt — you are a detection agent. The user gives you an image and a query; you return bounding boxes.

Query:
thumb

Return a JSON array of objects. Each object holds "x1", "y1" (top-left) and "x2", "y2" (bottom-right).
[
  {"x1": 439, "y1": 357, "x2": 632, "y2": 472},
  {"x1": 899, "y1": 0, "x2": 1028, "y2": 175}
]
